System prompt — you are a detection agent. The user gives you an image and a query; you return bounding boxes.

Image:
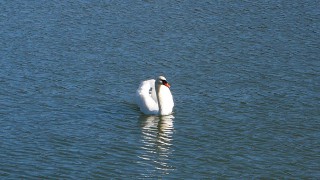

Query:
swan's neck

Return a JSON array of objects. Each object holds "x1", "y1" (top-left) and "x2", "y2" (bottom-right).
[
  {"x1": 155, "y1": 82, "x2": 173, "y2": 115},
  {"x1": 155, "y1": 84, "x2": 163, "y2": 114}
]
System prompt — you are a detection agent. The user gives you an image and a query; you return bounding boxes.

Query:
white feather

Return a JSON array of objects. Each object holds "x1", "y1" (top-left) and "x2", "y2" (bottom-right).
[{"x1": 136, "y1": 76, "x2": 174, "y2": 115}]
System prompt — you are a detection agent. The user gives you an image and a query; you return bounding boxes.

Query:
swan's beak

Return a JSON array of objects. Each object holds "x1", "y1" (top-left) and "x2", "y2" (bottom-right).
[{"x1": 164, "y1": 82, "x2": 171, "y2": 88}]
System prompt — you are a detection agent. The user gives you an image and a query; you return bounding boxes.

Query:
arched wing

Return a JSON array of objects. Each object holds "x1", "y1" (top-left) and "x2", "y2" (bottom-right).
[{"x1": 136, "y1": 79, "x2": 159, "y2": 114}]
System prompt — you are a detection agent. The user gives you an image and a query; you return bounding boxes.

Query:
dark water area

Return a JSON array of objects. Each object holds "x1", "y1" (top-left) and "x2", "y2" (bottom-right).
[{"x1": 1, "y1": 0, "x2": 319, "y2": 179}]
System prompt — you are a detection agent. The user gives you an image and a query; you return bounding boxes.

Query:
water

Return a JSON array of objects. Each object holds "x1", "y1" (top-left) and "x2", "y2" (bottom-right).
[{"x1": 1, "y1": 0, "x2": 319, "y2": 179}]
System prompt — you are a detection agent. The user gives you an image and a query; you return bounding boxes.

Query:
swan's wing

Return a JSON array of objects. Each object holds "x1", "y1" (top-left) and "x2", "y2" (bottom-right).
[
  {"x1": 136, "y1": 79, "x2": 159, "y2": 114},
  {"x1": 150, "y1": 81, "x2": 158, "y2": 104}
]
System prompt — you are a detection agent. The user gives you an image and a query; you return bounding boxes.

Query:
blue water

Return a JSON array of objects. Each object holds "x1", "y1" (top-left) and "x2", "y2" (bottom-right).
[{"x1": 1, "y1": 0, "x2": 319, "y2": 179}]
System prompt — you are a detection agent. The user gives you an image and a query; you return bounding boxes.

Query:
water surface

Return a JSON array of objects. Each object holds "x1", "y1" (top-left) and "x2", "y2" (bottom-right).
[{"x1": 0, "y1": 0, "x2": 319, "y2": 179}]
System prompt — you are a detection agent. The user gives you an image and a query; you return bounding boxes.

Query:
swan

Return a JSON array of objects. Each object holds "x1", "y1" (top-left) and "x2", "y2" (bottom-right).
[{"x1": 136, "y1": 76, "x2": 174, "y2": 115}]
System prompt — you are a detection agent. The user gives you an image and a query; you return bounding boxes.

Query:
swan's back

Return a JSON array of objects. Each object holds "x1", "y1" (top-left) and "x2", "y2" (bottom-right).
[{"x1": 136, "y1": 79, "x2": 159, "y2": 114}]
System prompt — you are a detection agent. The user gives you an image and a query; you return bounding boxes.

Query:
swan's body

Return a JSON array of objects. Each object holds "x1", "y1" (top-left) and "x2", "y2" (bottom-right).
[{"x1": 136, "y1": 76, "x2": 174, "y2": 115}]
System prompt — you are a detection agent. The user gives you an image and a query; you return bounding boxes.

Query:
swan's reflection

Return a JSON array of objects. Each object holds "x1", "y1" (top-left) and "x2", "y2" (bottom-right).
[{"x1": 138, "y1": 115, "x2": 174, "y2": 175}]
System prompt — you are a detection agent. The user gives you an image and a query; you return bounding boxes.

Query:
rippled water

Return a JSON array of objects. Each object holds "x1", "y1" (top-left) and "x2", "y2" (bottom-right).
[{"x1": 1, "y1": 0, "x2": 319, "y2": 179}]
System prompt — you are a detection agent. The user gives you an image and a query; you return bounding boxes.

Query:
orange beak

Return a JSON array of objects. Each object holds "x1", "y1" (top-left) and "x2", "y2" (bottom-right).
[{"x1": 164, "y1": 82, "x2": 171, "y2": 88}]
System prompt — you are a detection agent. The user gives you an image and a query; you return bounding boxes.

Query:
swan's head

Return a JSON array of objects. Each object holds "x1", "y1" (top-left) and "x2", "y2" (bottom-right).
[{"x1": 157, "y1": 76, "x2": 171, "y2": 88}]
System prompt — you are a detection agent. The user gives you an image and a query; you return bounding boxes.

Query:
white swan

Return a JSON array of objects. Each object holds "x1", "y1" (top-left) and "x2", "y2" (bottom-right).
[{"x1": 136, "y1": 76, "x2": 174, "y2": 115}]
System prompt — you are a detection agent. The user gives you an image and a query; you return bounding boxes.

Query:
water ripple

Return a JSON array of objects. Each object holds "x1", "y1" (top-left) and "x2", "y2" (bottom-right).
[
  {"x1": 137, "y1": 115, "x2": 175, "y2": 177},
  {"x1": 1, "y1": 0, "x2": 319, "y2": 178}
]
